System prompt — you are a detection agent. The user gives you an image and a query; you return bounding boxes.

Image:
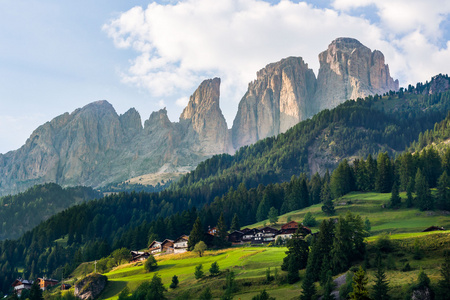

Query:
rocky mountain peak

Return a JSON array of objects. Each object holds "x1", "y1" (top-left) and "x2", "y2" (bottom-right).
[
  {"x1": 313, "y1": 37, "x2": 399, "y2": 112},
  {"x1": 179, "y1": 78, "x2": 232, "y2": 154},
  {"x1": 180, "y1": 77, "x2": 221, "y2": 121},
  {"x1": 231, "y1": 56, "x2": 316, "y2": 150},
  {"x1": 422, "y1": 74, "x2": 450, "y2": 94},
  {"x1": 120, "y1": 108, "x2": 142, "y2": 139}
]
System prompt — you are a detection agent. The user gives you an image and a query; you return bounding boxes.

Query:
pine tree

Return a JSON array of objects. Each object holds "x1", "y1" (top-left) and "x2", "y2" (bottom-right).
[
  {"x1": 188, "y1": 217, "x2": 205, "y2": 250},
  {"x1": 214, "y1": 213, "x2": 229, "y2": 248},
  {"x1": 199, "y1": 287, "x2": 213, "y2": 300},
  {"x1": 389, "y1": 181, "x2": 401, "y2": 208},
  {"x1": 376, "y1": 152, "x2": 394, "y2": 193},
  {"x1": 301, "y1": 247, "x2": 317, "y2": 300},
  {"x1": 436, "y1": 171, "x2": 450, "y2": 210},
  {"x1": 29, "y1": 281, "x2": 43, "y2": 300},
  {"x1": 194, "y1": 264, "x2": 204, "y2": 280},
  {"x1": 349, "y1": 266, "x2": 370, "y2": 300},
  {"x1": 437, "y1": 251, "x2": 450, "y2": 300},
  {"x1": 415, "y1": 169, "x2": 433, "y2": 211},
  {"x1": 170, "y1": 275, "x2": 179, "y2": 289},
  {"x1": 148, "y1": 274, "x2": 167, "y2": 300},
  {"x1": 287, "y1": 254, "x2": 300, "y2": 284},
  {"x1": 406, "y1": 178, "x2": 414, "y2": 208},
  {"x1": 268, "y1": 207, "x2": 279, "y2": 225},
  {"x1": 256, "y1": 194, "x2": 271, "y2": 222},
  {"x1": 209, "y1": 261, "x2": 220, "y2": 276},
  {"x1": 372, "y1": 262, "x2": 390, "y2": 300},
  {"x1": 230, "y1": 213, "x2": 240, "y2": 231},
  {"x1": 322, "y1": 270, "x2": 335, "y2": 300}
]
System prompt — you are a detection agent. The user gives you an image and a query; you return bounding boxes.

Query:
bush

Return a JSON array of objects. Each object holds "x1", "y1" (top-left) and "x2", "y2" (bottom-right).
[
  {"x1": 144, "y1": 255, "x2": 158, "y2": 272},
  {"x1": 302, "y1": 212, "x2": 317, "y2": 227},
  {"x1": 376, "y1": 233, "x2": 393, "y2": 253},
  {"x1": 170, "y1": 275, "x2": 179, "y2": 289},
  {"x1": 402, "y1": 262, "x2": 412, "y2": 272}
]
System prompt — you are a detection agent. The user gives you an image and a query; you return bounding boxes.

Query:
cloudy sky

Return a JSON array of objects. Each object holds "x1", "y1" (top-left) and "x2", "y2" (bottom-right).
[{"x1": 1, "y1": 0, "x2": 450, "y2": 154}]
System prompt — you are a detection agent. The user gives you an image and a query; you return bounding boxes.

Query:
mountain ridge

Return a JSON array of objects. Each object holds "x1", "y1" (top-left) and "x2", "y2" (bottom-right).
[{"x1": 0, "y1": 37, "x2": 399, "y2": 196}]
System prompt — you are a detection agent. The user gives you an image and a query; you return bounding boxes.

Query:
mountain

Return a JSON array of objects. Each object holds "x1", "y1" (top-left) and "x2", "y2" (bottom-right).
[
  {"x1": 0, "y1": 79, "x2": 231, "y2": 196},
  {"x1": 232, "y1": 37, "x2": 398, "y2": 149},
  {"x1": 0, "y1": 38, "x2": 399, "y2": 195}
]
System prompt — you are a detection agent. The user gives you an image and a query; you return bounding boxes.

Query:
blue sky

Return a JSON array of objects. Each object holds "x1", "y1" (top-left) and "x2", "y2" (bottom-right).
[{"x1": 1, "y1": 0, "x2": 450, "y2": 153}]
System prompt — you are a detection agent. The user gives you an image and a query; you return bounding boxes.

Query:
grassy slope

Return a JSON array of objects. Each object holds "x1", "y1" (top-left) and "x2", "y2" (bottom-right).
[{"x1": 71, "y1": 191, "x2": 450, "y2": 300}]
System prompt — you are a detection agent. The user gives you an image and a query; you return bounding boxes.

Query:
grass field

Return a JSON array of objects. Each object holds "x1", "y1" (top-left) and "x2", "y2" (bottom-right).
[{"x1": 68, "y1": 191, "x2": 450, "y2": 300}]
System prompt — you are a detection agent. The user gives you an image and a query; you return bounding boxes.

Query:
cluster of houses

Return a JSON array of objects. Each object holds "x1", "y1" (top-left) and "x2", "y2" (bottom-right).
[
  {"x1": 11, "y1": 277, "x2": 69, "y2": 296},
  {"x1": 130, "y1": 221, "x2": 310, "y2": 262},
  {"x1": 227, "y1": 221, "x2": 311, "y2": 244}
]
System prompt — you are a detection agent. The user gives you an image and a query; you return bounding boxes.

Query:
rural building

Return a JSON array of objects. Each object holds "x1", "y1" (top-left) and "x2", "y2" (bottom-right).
[
  {"x1": 148, "y1": 241, "x2": 162, "y2": 254},
  {"x1": 423, "y1": 226, "x2": 445, "y2": 232},
  {"x1": 275, "y1": 228, "x2": 297, "y2": 241},
  {"x1": 61, "y1": 283, "x2": 72, "y2": 290},
  {"x1": 173, "y1": 235, "x2": 189, "y2": 254},
  {"x1": 281, "y1": 221, "x2": 299, "y2": 230},
  {"x1": 130, "y1": 251, "x2": 151, "y2": 262},
  {"x1": 207, "y1": 226, "x2": 217, "y2": 236},
  {"x1": 11, "y1": 279, "x2": 33, "y2": 296},
  {"x1": 161, "y1": 239, "x2": 174, "y2": 253},
  {"x1": 36, "y1": 278, "x2": 58, "y2": 290},
  {"x1": 228, "y1": 230, "x2": 244, "y2": 243}
]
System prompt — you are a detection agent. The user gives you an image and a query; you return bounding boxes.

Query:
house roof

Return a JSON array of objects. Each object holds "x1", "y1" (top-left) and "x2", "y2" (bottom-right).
[
  {"x1": 174, "y1": 235, "x2": 189, "y2": 243},
  {"x1": 228, "y1": 230, "x2": 244, "y2": 235},
  {"x1": 281, "y1": 221, "x2": 299, "y2": 229},
  {"x1": 148, "y1": 240, "x2": 162, "y2": 248},
  {"x1": 260, "y1": 226, "x2": 278, "y2": 233},
  {"x1": 161, "y1": 239, "x2": 174, "y2": 246},
  {"x1": 12, "y1": 279, "x2": 33, "y2": 287},
  {"x1": 37, "y1": 278, "x2": 58, "y2": 283}
]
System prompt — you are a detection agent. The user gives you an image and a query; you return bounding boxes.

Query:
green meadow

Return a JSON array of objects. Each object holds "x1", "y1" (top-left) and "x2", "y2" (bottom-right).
[{"x1": 68, "y1": 191, "x2": 449, "y2": 300}]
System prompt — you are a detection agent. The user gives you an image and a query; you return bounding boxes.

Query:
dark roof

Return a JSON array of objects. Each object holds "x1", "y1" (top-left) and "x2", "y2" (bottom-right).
[
  {"x1": 423, "y1": 226, "x2": 445, "y2": 232},
  {"x1": 174, "y1": 235, "x2": 189, "y2": 243},
  {"x1": 148, "y1": 240, "x2": 162, "y2": 248}
]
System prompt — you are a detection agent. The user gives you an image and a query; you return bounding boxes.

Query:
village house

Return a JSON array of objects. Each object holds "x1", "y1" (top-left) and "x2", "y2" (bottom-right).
[
  {"x1": 227, "y1": 230, "x2": 244, "y2": 244},
  {"x1": 130, "y1": 251, "x2": 151, "y2": 262},
  {"x1": 36, "y1": 278, "x2": 58, "y2": 291},
  {"x1": 207, "y1": 226, "x2": 217, "y2": 236},
  {"x1": 255, "y1": 227, "x2": 278, "y2": 243},
  {"x1": 281, "y1": 221, "x2": 298, "y2": 231},
  {"x1": 173, "y1": 235, "x2": 189, "y2": 254},
  {"x1": 61, "y1": 283, "x2": 72, "y2": 291},
  {"x1": 161, "y1": 239, "x2": 174, "y2": 253},
  {"x1": 242, "y1": 228, "x2": 260, "y2": 243},
  {"x1": 11, "y1": 279, "x2": 33, "y2": 296},
  {"x1": 148, "y1": 241, "x2": 162, "y2": 254}
]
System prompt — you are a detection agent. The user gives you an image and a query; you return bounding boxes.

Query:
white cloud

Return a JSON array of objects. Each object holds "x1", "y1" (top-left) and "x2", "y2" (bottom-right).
[
  {"x1": 103, "y1": 0, "x2": 450, "y2": 123},
  {"x1": 175, "y1": 96, "x2": 189, "y2": 108}
]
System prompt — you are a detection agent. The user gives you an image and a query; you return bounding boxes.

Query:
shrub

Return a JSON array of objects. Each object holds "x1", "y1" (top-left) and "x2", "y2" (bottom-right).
[
  {"x1": 170, "y1": 275, "x2": 179, "y2": 289},
  {"x1": 144, "y1": 255, "x2": 158, "y2": 272},
  {"x1": 209, "y1": 262, "x2": 220, "y2": 276}
]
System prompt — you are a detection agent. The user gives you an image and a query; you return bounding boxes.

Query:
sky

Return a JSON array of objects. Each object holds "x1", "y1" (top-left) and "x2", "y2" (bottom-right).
[{"x1": 1, "y1": 0, "x2": 450, "y2": 154}]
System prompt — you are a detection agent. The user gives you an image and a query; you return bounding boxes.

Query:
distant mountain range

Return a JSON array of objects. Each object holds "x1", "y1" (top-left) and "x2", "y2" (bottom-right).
[{"x1": 0, "y1": 37, "x2": 399, "y2": 196}]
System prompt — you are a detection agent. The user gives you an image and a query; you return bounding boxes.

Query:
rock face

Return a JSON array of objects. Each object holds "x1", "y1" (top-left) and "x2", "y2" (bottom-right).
[
  {"x1": 232, "y1": 57, "x2": 317, "y2": 149},
  {"x1": 421, "y1": 74, "x2": 450, "y2": 95},
  {"x1": 0, "y1": 37, "x2": 400, "y2": 195},
  {"x1": 180, "y1": 78, "x2": 232, "y2": 155},
  {"x1": 231, "y1": 38, "x2": 398, "y2": 149},
  {"x1": 75, "y1": 274, "x2": 107, "y2": 300},
  {"x1": 313, "y1": 37, "x2": 399, "y2": 112},
  {"x1": 0, "y1": 80, "x2": 232, "y2": 196}
]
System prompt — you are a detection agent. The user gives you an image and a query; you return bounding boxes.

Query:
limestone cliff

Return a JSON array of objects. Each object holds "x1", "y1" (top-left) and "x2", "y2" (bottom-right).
[
  {"x1": 231, "y1": 57, "x2": 316, "y2": 149},
  {"x1": 0, "y1": 80, "x2": 232, "y2": 196},
  {"x1": 180, "y1": 78, "x2": 232, "y2": 155},
  {"x1": 313, "y1": 37, "x2": 399, "y2": 112}
]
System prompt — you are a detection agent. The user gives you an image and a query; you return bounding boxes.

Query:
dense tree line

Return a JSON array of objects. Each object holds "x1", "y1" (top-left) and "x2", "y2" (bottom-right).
[
  {"x1": 0, "y1": 183, "x2": 101, "y2": 240},
  {"x1": 330, "y1": 148, "x2": 450, "y2": 211}
]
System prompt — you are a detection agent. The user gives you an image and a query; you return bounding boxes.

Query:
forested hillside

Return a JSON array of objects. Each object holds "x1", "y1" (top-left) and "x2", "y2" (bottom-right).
[
  {"x1": 1, "y1": 77, "x2": 450, "y2": 294},
  {"x1": 0, "y1": 183, "x2": 101, "y2": 240},
  {"x1": 173, "y1": 86, "x2": 450, "y2": 195}
]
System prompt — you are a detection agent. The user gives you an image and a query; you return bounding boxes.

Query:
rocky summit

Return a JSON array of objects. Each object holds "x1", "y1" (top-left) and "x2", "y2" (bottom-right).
[
  {"x1": 313, "y1": 37, "x2": 399, "y2": 112},
  {"x1": 0, "y1": 80, "x2": 231, "y2": 196},
  {"x1": 232, "y1": 37, "x2": 399, "y2": 149},
  {"x1": 0, "y1": 37, "x2": 399, "y2": 195}
]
